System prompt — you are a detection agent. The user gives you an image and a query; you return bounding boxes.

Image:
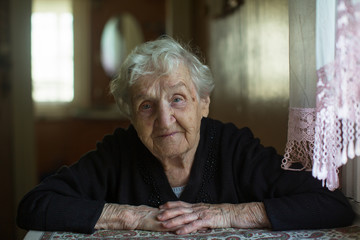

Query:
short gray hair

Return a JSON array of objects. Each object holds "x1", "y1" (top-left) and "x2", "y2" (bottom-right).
[{"x1": 110, "y1": 36, "x2": 214, "y2": 119}]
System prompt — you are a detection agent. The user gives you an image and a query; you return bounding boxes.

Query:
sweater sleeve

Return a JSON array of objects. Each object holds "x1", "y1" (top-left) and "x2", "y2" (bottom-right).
[
  {"x1": 16, "y1": 129, "x2": 125, "y2": 233},
  {"x1": 225, "y1": 124, "x2": 355, "y2": 231},
  {"x1": 263, "y1": 171, "x2": 355, "y2": 230}
]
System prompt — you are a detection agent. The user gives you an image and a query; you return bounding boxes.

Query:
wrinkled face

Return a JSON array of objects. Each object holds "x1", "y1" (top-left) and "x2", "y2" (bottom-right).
[{"x1": 130, "y1": 65, "x2": 210, "y2": 162}]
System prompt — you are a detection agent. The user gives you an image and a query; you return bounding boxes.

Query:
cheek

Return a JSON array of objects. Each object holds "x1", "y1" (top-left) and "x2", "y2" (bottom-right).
[
  {"x1": 133, "y1": 117, "x2": 153, "y2": 138},
  {"x1": 178, "y1": 108, "x2": 202, "y2": 133}
]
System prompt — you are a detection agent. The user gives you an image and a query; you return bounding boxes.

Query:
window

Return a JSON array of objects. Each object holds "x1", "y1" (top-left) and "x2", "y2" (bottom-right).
[{"x1": 31, "y1": 0, "x2": 74, "y2": 103}]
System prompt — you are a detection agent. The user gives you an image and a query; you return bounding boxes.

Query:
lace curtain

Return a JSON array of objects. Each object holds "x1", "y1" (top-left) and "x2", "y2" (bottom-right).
[
  {"x1": 283, "y1": 0, "x2": 360, "y2": 191},
  {"x1": 282, "y1": 0, "x2": 317, "y2": 172}
]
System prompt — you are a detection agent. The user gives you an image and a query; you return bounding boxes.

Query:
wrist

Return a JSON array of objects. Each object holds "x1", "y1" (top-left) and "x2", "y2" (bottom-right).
[
  {"x1": 95, "y1": 203, "x2": 139, "y2": 230},
  {"x1": 230, "y1": 202, "x2": 271, "y2": 229},
  {"x1": 216, "y1": 203, "x2": 234, "y2": 228}
]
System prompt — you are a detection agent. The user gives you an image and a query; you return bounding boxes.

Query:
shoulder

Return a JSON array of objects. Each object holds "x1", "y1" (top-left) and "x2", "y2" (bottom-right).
[
  {"x1": 200, "y1": 117, "x2": 269, "y2": 165},
  {"x1": 71, "y1": 125, "x2": 140, "y2": 171},
  {"x1": 202, "y1": 117, "x2": 280, "y2": 168},
  {"x1": 201, "y1": 117, "x2": 256, "y2": 145},
  {"x1": 97, "y1": 125, "x2": 139, "y2": 152}
]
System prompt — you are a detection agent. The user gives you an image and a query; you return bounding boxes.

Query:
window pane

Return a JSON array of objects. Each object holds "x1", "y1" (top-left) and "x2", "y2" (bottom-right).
[{"x1": 31, "y1": 1, "x2": 74, "y2": 102}]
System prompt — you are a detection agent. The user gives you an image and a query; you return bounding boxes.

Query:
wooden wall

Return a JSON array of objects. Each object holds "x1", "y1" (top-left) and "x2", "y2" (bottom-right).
[
  {"x1": 0, "y1": 0, "x2": 15, "y2": 238},
  {"x1": 36, "y1": 118, "x2": 130, "y2": 179},
  {"x1": 208, "y1": 0, "x2": 289, "y2": 153},
  {"x1": 3, "y1": 0, "x2": 36, "y2": 239}
]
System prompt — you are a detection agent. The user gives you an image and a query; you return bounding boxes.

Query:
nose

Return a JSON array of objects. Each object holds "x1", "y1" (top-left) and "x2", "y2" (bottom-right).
[{"x1": 155, "y1": 101, "x2": 175, "y2": 128}]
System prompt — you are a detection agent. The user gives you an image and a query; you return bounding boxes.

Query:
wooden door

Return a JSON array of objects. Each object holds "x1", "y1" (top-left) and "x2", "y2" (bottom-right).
[{"x1": 0, "y1": 0, "x2": 15, "y2": 238}]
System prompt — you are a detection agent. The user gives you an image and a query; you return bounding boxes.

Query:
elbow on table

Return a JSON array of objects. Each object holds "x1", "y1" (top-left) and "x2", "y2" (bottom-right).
[
  {"x1": 339, "y1": 201, "x2": 356, "y2": 227},
  {"x1": 16, "y1": 194, "x2": 48, "y2": 231},
  {"x1": 329, "y1": 190, "x2": 356, "y2": 228},
  {"x1": 317, "y1": 193, "x2": 356, "y2": 229}
]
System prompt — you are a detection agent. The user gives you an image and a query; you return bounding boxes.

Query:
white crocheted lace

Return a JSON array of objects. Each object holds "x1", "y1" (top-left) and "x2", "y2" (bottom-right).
[
  {"x1": 283, "y1": 0, "x2": 360, "y2": 191},
  {"x1": 282, "y1": 108, "x2": 315, "y2": 171}
]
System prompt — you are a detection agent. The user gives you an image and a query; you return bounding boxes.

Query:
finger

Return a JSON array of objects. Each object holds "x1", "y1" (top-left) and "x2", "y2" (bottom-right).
[
  {"x1": 175, "y1": 219, "x2": 205, "y2": 235},
  {"x1": 197, "y1": 227, "x2": 209, "y2": 232},
  {"x1": 159, "y1": 201, "x2": 191, "y2": 209},
  {"x1": 192, "y1": 203, "x2": 210, "y2": 211},
  {"x1": 157, "y1": 207, "x2": 193, "y2": 221},
  {"x1": 155, "y1": 221, "x2": 182, "y2": 232},
  {"x1": 161, "y1": 212, "x2": 199, "y2": 229}
]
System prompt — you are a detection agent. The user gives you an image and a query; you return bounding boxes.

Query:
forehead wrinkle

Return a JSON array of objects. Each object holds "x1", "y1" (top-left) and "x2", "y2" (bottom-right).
[
  {"x1": 169, "y1": 79, "x2": 199, "y2": 101},
  {"x1": 132, "y1": 82, "x2": 156, "y2": 103},
  {"x1": 134, "y1": 81, "x2": 189, "y2": 100},
  {"x1": 131, "y1": 66, "x2": 195, "y2": 103},
  {"x1": 168, "y1": 82, "x2": 186, "y2": 90}
]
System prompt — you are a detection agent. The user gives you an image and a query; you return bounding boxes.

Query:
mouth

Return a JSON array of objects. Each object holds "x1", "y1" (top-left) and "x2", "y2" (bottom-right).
[{"x1": 158, "y1": 131, "x2": 178, "y2": 138}]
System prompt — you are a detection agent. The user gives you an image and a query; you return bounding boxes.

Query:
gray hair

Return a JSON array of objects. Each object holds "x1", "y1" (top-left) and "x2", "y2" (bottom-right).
[{"x1": 110, "y1": 36, "x2": 214, "y2": 119}]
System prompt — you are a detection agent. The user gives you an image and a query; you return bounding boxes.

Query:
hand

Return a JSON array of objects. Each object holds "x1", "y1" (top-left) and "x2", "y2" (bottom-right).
[
  {"x1": 157, "y1": 201, "x2": 271, "y2": 235},
  {"x1": 95, "y1": 202, "x2": 271, "y2": 234},
  {"x1": 94, "y1": 203, "x2": 180, "y2": 232},
  {"x1": 157, "y1": 201, "x2": 232, "y2": 234}
]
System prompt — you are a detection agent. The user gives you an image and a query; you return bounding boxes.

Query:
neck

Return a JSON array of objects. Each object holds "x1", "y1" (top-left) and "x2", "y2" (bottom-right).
[
  {"x1": 165, "y1": 165, "x2": 192, "y2": 187},
  {"x1": 157, "y1": 131, "x2": 201, "y2": 187},
  {"x1": 160, "y1": 147, "x2": 197, "y2": 187}
]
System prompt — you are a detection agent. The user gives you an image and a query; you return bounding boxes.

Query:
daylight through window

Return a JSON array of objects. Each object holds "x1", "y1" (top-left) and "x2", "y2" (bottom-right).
[{"x1": 31, "y1": 0, "x2": 74, "y2": 102}]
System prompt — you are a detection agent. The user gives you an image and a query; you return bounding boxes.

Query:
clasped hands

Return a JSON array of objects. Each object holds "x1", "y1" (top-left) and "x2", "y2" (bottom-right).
[{"x1": 95, "y1": 201, "x2": 270, "y2": 235}]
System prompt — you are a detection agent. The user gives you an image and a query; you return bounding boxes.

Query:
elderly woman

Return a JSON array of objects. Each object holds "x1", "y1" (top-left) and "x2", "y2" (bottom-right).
[{"x1": 17, "y1": 37, "x2": 354, "y2": 234}]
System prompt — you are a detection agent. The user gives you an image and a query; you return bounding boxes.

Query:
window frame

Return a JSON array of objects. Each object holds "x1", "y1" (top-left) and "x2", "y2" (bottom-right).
[{"x1": 32, "y1": 0, "x2": 91, "y2": 118}]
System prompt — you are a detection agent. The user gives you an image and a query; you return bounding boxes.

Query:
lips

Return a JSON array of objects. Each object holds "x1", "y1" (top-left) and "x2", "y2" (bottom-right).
[{"x1": 158, "y1": 132, "x2": 178, "y2": 138}]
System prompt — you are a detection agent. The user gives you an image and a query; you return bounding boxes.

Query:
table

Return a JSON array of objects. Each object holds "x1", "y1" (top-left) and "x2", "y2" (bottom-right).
[{"x1": 24, "y1": 225, "x2": 360, "y2": 240}]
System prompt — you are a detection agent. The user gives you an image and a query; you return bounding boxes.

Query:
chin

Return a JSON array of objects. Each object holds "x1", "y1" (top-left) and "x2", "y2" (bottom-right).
[
  {"x1": 155, "y1": 148, "x2": 187, "y2": 159},
  {"x1": 159, "y1": 150, "x2": 182, "y2": 158}
]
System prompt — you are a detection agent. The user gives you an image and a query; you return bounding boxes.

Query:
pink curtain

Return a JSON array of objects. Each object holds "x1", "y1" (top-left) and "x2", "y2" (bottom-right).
[{"x1": 283, "y1": 0, "x2": 360, "y2": 191}]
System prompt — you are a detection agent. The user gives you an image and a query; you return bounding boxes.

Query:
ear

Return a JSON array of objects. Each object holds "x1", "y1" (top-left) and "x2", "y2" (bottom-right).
[{"x1": 200, "y1": 96, "x2": 210, "y2": 117}]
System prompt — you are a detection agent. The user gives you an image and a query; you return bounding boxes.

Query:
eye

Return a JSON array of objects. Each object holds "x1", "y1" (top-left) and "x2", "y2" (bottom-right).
[
  {"x1": 173, "y1": 97, "x2": 183, "y2": 103},
  {"x1": 139, "y1": 102, "x2": 153, "y2": 111},
  {"x1": 171, "y1": 95, "x2": 185, "y2": 107}
]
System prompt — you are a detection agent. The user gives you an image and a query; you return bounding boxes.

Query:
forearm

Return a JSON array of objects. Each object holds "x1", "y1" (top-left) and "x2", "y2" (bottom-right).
[
  {"x1": 264, "y1": 190, "x2": 355, "y2": 230},
  {"x1": 17, "y1": 191, "x2": 104, "y2": 233},
  {"x1": 230, "y1": 202, "x2": 271, "y2": 229},
  {"x1": 95, "y1": 203, "x2": 140, "y2": 230},
  {"x1": 94, "y1": 203, "x2": 170, "y2": 232}
]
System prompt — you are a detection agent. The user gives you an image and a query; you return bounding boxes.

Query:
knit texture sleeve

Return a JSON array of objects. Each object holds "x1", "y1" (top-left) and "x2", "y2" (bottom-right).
[
  {"x1": 263, "y1": 171, "x2": 355, "y2": 230},
  {"x1": 220, "y1": 122, "x2": 355, "y2": 230},
  {"x1": 17, "y1": 128, "x2": 127, "y2": 233}
]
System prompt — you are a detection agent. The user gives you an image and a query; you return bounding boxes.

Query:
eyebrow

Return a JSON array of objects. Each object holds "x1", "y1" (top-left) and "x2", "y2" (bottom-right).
[
  {"x1": 169, "y1": 82, "x2": 187, "y2": 91},
  {"x1": 132, "y1": 93, "x2": 147, "y2": 103},
  {"x1": 132, "y1": 81, "x2": 189, "y2": 102}
]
